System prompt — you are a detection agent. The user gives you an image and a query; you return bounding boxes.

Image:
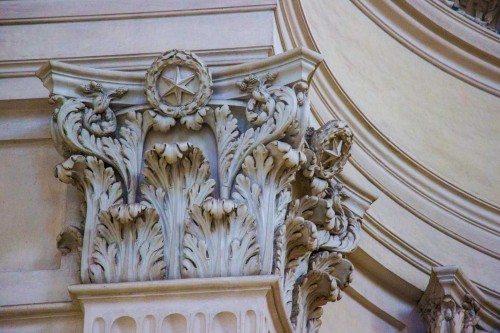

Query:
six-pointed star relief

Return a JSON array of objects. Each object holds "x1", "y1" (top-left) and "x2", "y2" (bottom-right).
[
  {"x1": 323, "y1": 136, "x2": 343, "y2": 165},
  {"x1": 160, "y1": 66, "x2": 196, "y2": 104}
]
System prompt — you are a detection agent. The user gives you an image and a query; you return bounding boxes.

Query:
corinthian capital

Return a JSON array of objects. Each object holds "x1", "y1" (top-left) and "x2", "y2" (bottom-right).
[
  {"x1": 37, "y1": 48, "x2": 370, "y2": 333},
  {"x1": 419, "y1": 266, "x2": 494, "y2": 333}
]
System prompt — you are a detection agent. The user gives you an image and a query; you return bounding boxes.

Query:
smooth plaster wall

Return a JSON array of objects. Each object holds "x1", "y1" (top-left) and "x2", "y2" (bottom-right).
[
  {"x1": 0, "y1": 140, "x2": 66, "y2": 273},
  {"x1": 302, "y1": 0, "x2": 500, "y2": 205},
  {"x1": 320, "y1": 293, "x2": 403, "y2": 333}
]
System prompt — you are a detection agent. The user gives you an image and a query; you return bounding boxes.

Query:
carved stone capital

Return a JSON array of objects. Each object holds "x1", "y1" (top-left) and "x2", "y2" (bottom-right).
[
  {"x1": 418, "y1": 266, "x2": 497, "y2": 333},
  {"x1": 38, "y1": 48, "x2": 369, "y2": 333}
]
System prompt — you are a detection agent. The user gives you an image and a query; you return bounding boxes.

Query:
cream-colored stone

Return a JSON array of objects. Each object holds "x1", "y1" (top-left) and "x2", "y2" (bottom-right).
[
  {"x1": 302, "y1": 0, "x2": 500, "y2": 204},
  {"x1": 320, "y1": 293, "x2": 406, "y2": 333},
  {"x1": 0, "y1": 13, "x2": 273, "y2": 62},
  {"x1": 69, "y1": 276, "x2": 292, "y2": 333}
]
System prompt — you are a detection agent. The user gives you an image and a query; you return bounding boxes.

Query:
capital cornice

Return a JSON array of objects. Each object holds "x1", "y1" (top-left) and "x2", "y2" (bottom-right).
[{"x1": 36, "y1": 47, "x2": 323, "y2": 107}]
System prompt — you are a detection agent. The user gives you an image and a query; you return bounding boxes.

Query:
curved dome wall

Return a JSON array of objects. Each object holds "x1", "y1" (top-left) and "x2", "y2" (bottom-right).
[{"x1": 302, "y1": 0, "x2": 500, "y2": 205}]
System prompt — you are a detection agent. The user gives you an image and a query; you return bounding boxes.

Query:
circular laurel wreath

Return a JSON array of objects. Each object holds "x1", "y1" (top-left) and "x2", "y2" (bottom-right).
[{"x1": 145, "y1": 50, "x2": 212, "y2": 117}]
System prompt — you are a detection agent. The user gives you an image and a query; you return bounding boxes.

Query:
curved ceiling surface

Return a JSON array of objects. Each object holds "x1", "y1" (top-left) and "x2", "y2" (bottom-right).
[{"x1": 301, "y1": 0, "x2": 500, "y2": 205}]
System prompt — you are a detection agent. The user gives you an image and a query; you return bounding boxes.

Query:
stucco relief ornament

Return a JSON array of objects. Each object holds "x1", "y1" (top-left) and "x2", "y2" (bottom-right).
[
  {"x1": 45, "y1": 48, "x2": 364, "y2": 333},
  {"x1": 419, "y1": 267, "x2": 488, "y2": 333},
  {"x1": 421, "y1": 294, "x2": 483, "y2": 333},
  {"x1": 145, "y1": 49, "x2": 212, "y2": 130},
  {"x1": 438, "y1": 0, "x2": 499, "y2": 33}
]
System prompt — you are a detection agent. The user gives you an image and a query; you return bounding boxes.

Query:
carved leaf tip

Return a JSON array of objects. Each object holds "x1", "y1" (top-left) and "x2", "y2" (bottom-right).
[
  {"x1": 183, "y1": 198, "x2": 261, "y2": 279},
  {"x1": 91, "y1": 204, "x2": 165, "y2": 283},
  {"x1": 57, "y1": 226, "x2": 83, "y2": 255}
]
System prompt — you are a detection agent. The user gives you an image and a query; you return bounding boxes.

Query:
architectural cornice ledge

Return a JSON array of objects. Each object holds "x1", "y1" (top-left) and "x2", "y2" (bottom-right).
[
  {"x1": 350, "y1": 0, "x2": 500, "y2": 97},
  {"x1": 419, "y1": 266, "x2": 500, "y2": 332},
  {"x1": 36, "y1": 48, "x2": 323, "y2": 107},
  {"x1": 0, "y1": 302, "x2": 79, "y2": 321},
  {"x1": 37, "y1": 47, "x2": 368, "y2": 333},
  {"x1": 69, "y1": 276, "x2": 294, "y2": 333},
  {"x1": 0, "y1": 0, "x2": 277, "y2": 25}
]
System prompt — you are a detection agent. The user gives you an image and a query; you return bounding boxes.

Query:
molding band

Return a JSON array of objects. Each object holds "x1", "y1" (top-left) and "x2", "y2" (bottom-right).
[{"x1": 350, "y1": 0, "x2": 500, "y2": 97}]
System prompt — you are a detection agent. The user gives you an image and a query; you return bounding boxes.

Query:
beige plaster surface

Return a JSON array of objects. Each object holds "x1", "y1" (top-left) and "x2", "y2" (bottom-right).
[
  {"x1": 0, "y1": 140, "x2": 66, "y2": 273},
  {"x1": 302, "y1": 0, "x2": 500, "y2": 205},
  {"x1": 368, "y1": 193, "x2": 499, "y2": 290},
  {"x1": 0, "y1": 313, "x2": 82, "y2": 333},
  {"x1": 320, "y1": 293, "x2": 404, "y2": 333},
  {"x1": 0, "y1": 12, "x2": 273, "y2": 62}
]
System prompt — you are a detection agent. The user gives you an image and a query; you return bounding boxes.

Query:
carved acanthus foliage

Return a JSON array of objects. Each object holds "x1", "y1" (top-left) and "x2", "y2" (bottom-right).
[
  {"x1": 233, "y1": 141, "x2": 306, "y2": 274},
  {"x1": 55, "y1": 155, "x2": 123, "y2": 283},
  {"x1": 419, "y1": 267, "x2": 488, "y2": 333},
  {"x1": 291, "y1": 253, "x2": 353, "y2": 333},
  {"x1": 141, "y1": 142, "x2": 215, "y2": 279},
  {"x1": 439, "y1": 0, "x2": 500, "y2": 33},
  {"x1": 183, "y1": 198, "x2": 260, "y2": 278},
  {"x1": 216, "y1": 72, "x2": 299, "y2": 199},
  {"x1": 421, "y1": 293, "x2": 482, "y2": 333},
  {"x1": 92, "y1": 204, "x2": 165, "y2": 283},
  {"x1": 48, "y1": 49, "x2": 363, "y2": 333}
]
